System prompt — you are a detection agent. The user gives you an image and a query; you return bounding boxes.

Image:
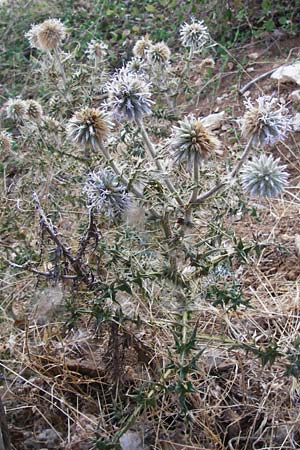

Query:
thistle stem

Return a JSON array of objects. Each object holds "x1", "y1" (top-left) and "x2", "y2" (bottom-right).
[
  {"x1": 185, "y1": 152, "x2": 200, "y2": 224},
  {"x1": 53, "y1": 48, "x2": 68, "y2": 92},
  {"x1": 98, "y1": 141, "x2": 160, "y2": 219},
  {"x1": 136, "y1": 119, "x2": 185, "y2": 208},
  {"x1": 194, "y1": 137, "x2": 254, "y2": 204}
]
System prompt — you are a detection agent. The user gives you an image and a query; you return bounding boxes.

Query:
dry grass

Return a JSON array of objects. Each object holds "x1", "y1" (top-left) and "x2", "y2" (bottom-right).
[{"x1": 1, "y1": 1, "x2": 300, "y2": 449}]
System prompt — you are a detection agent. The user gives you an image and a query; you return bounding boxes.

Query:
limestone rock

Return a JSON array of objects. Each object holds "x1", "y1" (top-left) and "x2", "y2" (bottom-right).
[
  {"x1": 292, "y1": 112, "x2": 300, "y2": 132},
  {"x1": 271, "y1": 62, "x2": 300, "y2": 86},
  {"x1": 289, "y1": 89, "x2": 300, "y2": 104},
  {"x1": 201, "y1": 111, "x2": 225, "y2": 130}
]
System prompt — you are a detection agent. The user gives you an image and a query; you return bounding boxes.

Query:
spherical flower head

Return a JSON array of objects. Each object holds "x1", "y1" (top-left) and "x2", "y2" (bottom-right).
[
  {"x1": 86, "y1": 39, "x2": 108, "y2": 62},
  {"x1": 241, "y1": 95, "x2": 292, "y2": 147},
  {"x1": 0, "y1": 130, "x2": 13, "y2": 152},
  {"x1": 106, "y1": 68, "x2": 153, "y2": 122},
  {"x1": 67, "y1": 108, "x2": 112, "y2": 149},
  {"x1": 4, "y1": 98, "x2": 27, "y2": 121},
  {"x1": 180, "y1": 19, "x2": 210, "y2": 51},
  {"x1": 42, "y1": 115, "x2": 62, "y2": 133},
  {"x1": 132, "y1": 36, "x2": 152, "y2": 59},
  {"x1": 241, "y1": 154, "x2": 288, "y2": 198},
  {"x1": 26, "y1": 19, "x2": 66, "y2": 51},
  {"x1": 171, "y1": 115, "x2": 220, "y2": 166},
  {"x1": 26, "y1": 100, "x2": 43, "y2": 121},
  {"x1": 126, "y1": 57, "x2": 146, "y2": 74},
  {"x1": 147, "y1": 42, "x2": 171, "y2": 66},
  {"x1": 83, "y1": 169, "x2": 130, "y2": 221}
]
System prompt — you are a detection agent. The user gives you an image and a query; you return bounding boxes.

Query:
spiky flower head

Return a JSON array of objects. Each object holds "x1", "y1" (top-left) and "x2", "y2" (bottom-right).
[
  {"x1": 241, "y1": 96, "x2": 292, "y2": 147},
  {"x1": 126, "y1": 57, "x2": 146, "y2": 74},
  {"x1": 106, "y1": 68, "x2": 153, "y2": 122},
  {"x1": 26, "y1": 19, "x2": 66, "y2": 51},
  {"x1": 4, "y1": 98, "x2": 27, "y2": 121},
  {"x1": 83, "y1": 169, "x2": 130, "y2": 220},
  {"x1": 180, "y1": 19, "x2": 210, "y2": 51},
  {"x1": 171, "y1": 115, "x2": 220, "y2": 166},
  {"x1": 0, "y1": 130, "x2": 13, "y2": 152},
  {"x1": 86, "y1": 39, "x2": 108, "y2": 62},
  {"x1": 132, "y1": 35, "x2": 152, "y2": 59},
  {"x1": 26, "y1": 100, "x2": 43, "y2": 121},
  {"x1": 147, "y1": 42, "x2": 171, "y2": 66},
  {"x1": 67, "y1": 108, "x2": 112, "y2": 149},
  {"x1": 241, "y1": 154, "x2": 288, "y2": 198}
]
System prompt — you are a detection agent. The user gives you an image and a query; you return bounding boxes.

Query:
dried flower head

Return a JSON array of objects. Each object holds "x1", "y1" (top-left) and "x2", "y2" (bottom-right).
[
  {"x1": 26, "y1": 19, "x2": 66, "y2": 51},
  {"x1": 83, "y1": 169, "x2": 130, "y2": 220},
  {"x1": 180, "y1": 19, "x2": 210, "y2": 51},
  {"x1": 26, "y1": 100, "x2": 43, "y2": 121},
  {"x1": 132, "y1": 36, "x2": 152, "y2": 59},
  {"x1": 198, "y1": 57, "x2": 215, "y2": 73},
  {"x1": 147, "y1": 42, "x2": 171, "y2": 66},
  {"x1": 171, "y1": 115, "x2": 220, "y2": 165},
  {"x1": 241, "y1": 96, "x2": 292, "y2": 146},
  {"x1": 106, "y1": 68, "x2": 153, "y2": 122},
  {"x1": 67, "y1": 108, "x2": 112, "y2": 149},
  {"x1": 4, "y1": 98, "x2": 27, "y2": 121},
  {"x1": 42, "y1": 115, "x2": 62, "y2": 132},
  {"x1": 241, "y1": 154, "x2": 288, "y2": 197},
  {"x1": 86, "y1": 39, "x2": 108, "y2": 62},
  {"x1": 0, "y1": 130, "x2": 13, "y2": 152}
]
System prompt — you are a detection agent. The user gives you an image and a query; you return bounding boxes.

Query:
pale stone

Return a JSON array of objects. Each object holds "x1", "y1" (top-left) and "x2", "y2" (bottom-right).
[
  {"x1": 289, "y1": 89, "x2": 300, "y2": 104},
  {"x1": 120, "y1": 431, "x2": 143, "y2": 450},
  {"x1": 248, "y1": 52, "x2": 259, "y2": 60},
  {"x1": 201, "y1": 111, "x2": 225, "y2": 130},
  {"x1": 292, "y1": 112, "x2": 300, "y2": 132},
  {"x1": 271, "y1": 62, "x2": 300, "y2": 86}
]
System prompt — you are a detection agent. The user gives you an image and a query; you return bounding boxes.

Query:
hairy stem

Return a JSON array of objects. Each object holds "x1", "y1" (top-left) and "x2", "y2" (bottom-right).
[
  {"x1": 185, "y1": 152, "x2": 200, "y2": 224},
  {"x1": 53, "y1": 48, "x2": 68, "y2": 92},
  {"x1": 136, "y1": 119, "x2": 185, "y2": 208},
  {"x1": 194, "y1": 137, "x2": 254, "y2": 204}
]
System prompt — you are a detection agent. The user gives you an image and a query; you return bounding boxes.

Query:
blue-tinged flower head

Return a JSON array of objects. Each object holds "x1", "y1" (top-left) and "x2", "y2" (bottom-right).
[
  {"x1": 83, "y1": 169, "x2": 130, "y2": 220},
  {"x1": 180, "y1": 18, "x2": 210, "y2": 51},
  {"x1": 241, "y1": 154, "x2": 289, "y2": 197},
  {"x1": 241, "y1": 95, "x2": 292, "y2": 146},
  {"x1": 106, "y1": 68, "x2": 153, "y2": 122}
]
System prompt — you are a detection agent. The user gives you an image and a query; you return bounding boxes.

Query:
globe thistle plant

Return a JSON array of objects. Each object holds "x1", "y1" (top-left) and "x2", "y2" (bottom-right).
[
  {"x1": 147, "y1": 42, "x2": 171, "y2": 66},
  {"x1": 106, "y1": 68, "x2": 153, "y2": 122},
  {"x1": 86, "y1": 39, "x2": 108, "y2": 63},
  {"x1": 26, "y1": 19, "x2": 66, "y2": 52},
  {"x1": 132, "y1": 36, "x2": 152, "y2": 59},
  {"x1": 0, "y1": 130, "x2": 13, "y2": 152},
  {"x1": 26, "y1": 100, "x2": 43, "y2": 121},
  {"x1": 180, "y1": 19, "x2": 210, "y2": 52},
  {"x1": 67, "y1": 108, "x2": 112, "y2": 149},
  {"x1": 83, "y1": 169, "x2": 130, "y2": 220},
  {"x1": 241, "y1": 154, "x2": 289, "y2": 198},
  {"x1": 241, "y1": 96, "x2": 292, "y2": 147},
  {"x1": 171, "y1": 115, "x2": 220, "y2": 166},
  {"x1": 4, "y1": 98, "x2": 27, "y2": 122}
]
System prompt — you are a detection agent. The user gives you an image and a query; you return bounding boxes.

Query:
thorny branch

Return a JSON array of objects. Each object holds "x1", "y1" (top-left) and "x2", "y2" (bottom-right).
[{"x1": 17, "y1": 193, "x2": 100, "y2": 286}]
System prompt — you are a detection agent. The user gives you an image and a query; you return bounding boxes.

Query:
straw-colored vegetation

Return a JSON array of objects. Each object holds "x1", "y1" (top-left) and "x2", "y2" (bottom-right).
[{"x1": 1, "y1": 1, "x2": 300, "y2": 449}]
